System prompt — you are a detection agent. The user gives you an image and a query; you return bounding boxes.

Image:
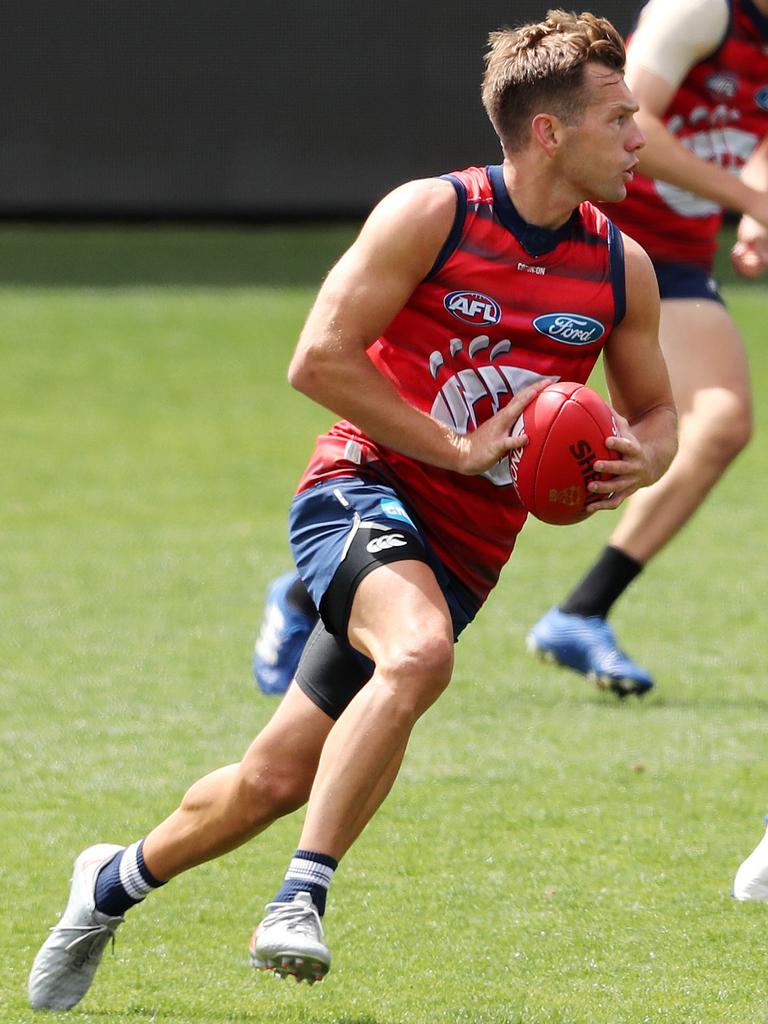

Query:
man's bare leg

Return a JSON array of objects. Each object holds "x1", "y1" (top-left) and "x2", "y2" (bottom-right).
[
  {"x1": 610, "y1": 299, "x2": 752, "y2": 561},
  {"x1": 143, "y1": 683, "x2": 334, "y2": 879}
]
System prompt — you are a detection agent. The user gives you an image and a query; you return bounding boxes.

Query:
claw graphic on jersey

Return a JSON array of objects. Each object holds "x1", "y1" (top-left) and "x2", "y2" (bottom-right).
[
  {"x1": 427, "y1": 336, "x2": 552, "y2": 487},
  {"x1": 429, "y1": 336, "x2": 513, "y2": 379}
]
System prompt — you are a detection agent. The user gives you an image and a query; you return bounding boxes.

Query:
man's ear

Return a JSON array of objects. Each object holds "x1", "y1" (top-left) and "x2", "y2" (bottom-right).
[{"x1": 531, "y1": 112, "x2": 564, "y2": 156}]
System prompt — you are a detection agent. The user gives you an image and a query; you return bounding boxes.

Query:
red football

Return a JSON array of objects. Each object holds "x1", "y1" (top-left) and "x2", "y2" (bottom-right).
[{"x1": 510, "y1": 381, "x2": 619, "y2": 525}]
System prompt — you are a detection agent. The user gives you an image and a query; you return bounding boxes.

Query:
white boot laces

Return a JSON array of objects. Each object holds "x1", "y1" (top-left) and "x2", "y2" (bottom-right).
[{"x1": 266, "y1": 899, "x2": 323, "y2": 939}]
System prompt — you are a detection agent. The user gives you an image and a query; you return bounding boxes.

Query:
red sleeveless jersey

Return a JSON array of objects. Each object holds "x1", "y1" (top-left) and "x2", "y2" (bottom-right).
[
  {"x1": 604, "y1": 0, "x2": 768, "y2": 269},
  {"x1": 297, "y1": 164, "x2": 626, "y2": 605}
]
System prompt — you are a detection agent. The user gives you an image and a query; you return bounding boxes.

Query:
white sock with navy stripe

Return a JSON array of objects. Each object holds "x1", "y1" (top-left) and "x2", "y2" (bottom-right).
[
  {"x1": 94, "y1": 839, "x2": 164, "y2": 916},
  {"x1": 272, "y1": 849, "x2": 338, "y2": 916}
]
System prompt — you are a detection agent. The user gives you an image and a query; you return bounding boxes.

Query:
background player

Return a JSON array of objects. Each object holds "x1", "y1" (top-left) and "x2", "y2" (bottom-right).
[
  {"x1": 253, "y1": 571, "x2": 318, "y2": 695},
  {"x1": 734, "y1": 818, "x2": 768, "y2": 900},
  {"x1": 29, "y1": 11, "x2": 676, "y2": 1011},
  {"x1": 527, "y1": 0, "x2": 768, "y2": 696}
]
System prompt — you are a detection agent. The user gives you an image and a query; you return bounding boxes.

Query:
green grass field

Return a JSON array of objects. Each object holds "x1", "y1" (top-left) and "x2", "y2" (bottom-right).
[{"x1": 3, "y1": 224, "x2": 768, "y2": 1024}]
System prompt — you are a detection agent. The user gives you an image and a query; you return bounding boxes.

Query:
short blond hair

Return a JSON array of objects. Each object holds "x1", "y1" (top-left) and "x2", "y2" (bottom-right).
[{"x1": 482, "y1": 9, "x2": 626, "y2": 153}]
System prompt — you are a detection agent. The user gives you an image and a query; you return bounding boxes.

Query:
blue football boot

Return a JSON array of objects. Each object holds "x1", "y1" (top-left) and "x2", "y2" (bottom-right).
[
  {"x1": 253, "y1": 573, "x2": 316, "y2": 695},
  {"x1": 526, "y1": 607, "x2": 654, "y2": 697}
]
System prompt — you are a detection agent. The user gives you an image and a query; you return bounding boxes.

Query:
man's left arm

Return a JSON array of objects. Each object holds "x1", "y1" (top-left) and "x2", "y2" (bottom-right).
[{"x1": 586, "y1": 234, "x2": 678, "y2": 512}]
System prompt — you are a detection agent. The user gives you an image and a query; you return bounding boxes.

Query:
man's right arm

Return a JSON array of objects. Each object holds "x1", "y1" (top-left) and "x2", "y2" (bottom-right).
[{"x1": 287, "y1": 179, "x2": 548, "y2": 476}]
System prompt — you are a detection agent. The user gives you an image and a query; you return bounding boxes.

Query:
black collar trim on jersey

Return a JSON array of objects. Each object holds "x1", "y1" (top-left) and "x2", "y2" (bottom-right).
[{"x1": 487, "y1": 163, "x2": 580, "y2": 258}]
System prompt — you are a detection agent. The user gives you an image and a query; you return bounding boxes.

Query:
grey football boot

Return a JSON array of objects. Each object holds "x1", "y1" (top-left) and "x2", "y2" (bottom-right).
[
  {"x1": 28, "y1": 843, "x2": 125, "y2": 1010},
  {"x1": 249, "y1": 891, "x2": 330, "y2": 983}
]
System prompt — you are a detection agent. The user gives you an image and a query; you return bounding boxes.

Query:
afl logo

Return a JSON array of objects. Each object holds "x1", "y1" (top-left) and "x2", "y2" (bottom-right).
[
  {"x1": 444, "y1": 290, "x2": 501, "y2": 326},
  {"x1": 755, "y1": 85, "x2": 768, "y2": 112},
  {"x1": 533, "y1": 312, "x2": 605, "y2": 345}
]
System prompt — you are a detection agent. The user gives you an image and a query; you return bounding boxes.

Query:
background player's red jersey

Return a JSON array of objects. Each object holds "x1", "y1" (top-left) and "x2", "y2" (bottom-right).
[
  {"x1": 604, "y1": 0, "x2": 768, "y2": 269},
  {"x1": 298, "y1": 164, "x2": 626, "y2": 604}
]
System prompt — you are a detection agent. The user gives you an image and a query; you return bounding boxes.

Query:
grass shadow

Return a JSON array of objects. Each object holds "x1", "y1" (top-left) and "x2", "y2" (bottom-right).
[
  {"x1": 0, "y1": 223, "x2": 359, "y2": 287},
  {"x1": 84, "y1": 1008, "x2": 393, "y2": 1024}
]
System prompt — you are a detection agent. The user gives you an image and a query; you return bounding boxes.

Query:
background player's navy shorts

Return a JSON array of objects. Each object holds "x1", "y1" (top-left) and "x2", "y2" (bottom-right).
[
  {"x1": 653, "y1": 260, "x2": 724, "y2": 304},
  {"x1": 289, "y1": 476, "x2": 478, "y2": 641}
]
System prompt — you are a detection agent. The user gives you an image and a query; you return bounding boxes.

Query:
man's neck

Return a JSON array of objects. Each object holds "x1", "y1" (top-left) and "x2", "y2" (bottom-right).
[{"x1": 499, "y1": 159, "x2": 577, "y2": 230}]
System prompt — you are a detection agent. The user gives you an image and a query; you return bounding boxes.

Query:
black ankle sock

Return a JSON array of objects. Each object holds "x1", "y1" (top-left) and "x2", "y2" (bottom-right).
[
  {"x1": 286, "y1": 575, "x2": 318, "y2": 618},
  {"x1": 559, "y1": 545, "x2": 643, "y2": 619}
]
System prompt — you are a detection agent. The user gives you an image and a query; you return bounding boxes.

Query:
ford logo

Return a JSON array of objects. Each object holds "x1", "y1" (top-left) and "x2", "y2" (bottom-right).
[
  {"x1": 533, "y1": 312, "x2": 605, "y2": 345},
  {"x1": 755, "y1": 85, "x2": 768, "y2": 112},
  {"x1": 444, "y1": 290, "x2": 501, "y2": 326}
]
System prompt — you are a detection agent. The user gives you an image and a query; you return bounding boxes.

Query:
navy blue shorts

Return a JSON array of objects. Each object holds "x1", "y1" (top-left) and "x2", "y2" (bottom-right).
[
  {"x1": 289, "y1": 476, "x2": 478, "y2": 642},
  {"x1": 653, "y1": 260, "x2": 724, "y2": 304},
  {"x1": 289, "y1": 476, "x2": 480, "y2": 720}
]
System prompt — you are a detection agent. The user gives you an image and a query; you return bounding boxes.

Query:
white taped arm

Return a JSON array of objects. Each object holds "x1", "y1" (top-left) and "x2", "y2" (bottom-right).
[{"x1": 626, "y1": 0, "x2": 729, "y2": 93}]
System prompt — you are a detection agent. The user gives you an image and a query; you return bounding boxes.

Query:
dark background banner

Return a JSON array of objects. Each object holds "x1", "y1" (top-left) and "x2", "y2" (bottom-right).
[{"x1": 2, "y1": 2, "x2": 637, "y2": 218}]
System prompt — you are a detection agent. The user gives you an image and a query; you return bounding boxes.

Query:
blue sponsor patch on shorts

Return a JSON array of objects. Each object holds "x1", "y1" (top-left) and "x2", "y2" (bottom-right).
[
  {"x1": 379, "y1": 498, "x2": 415, "y2": 527},
  {"x1": 289, "y1": 476, "x2": 478, "y2": 641}
]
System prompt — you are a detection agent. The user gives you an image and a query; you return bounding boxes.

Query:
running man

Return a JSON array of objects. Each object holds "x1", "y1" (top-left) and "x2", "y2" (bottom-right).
[{"x1": 29, "y1": 11, "x2": 676, "y2": 1010}]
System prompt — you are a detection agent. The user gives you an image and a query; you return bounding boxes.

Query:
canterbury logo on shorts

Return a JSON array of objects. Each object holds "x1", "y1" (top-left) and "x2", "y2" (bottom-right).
[
  {"x1": 321, "y1": 513, "x2": 429, "y2": 638},
  {"x1": 366, "y1": 533, "x2": 408, "y2": 553}
]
